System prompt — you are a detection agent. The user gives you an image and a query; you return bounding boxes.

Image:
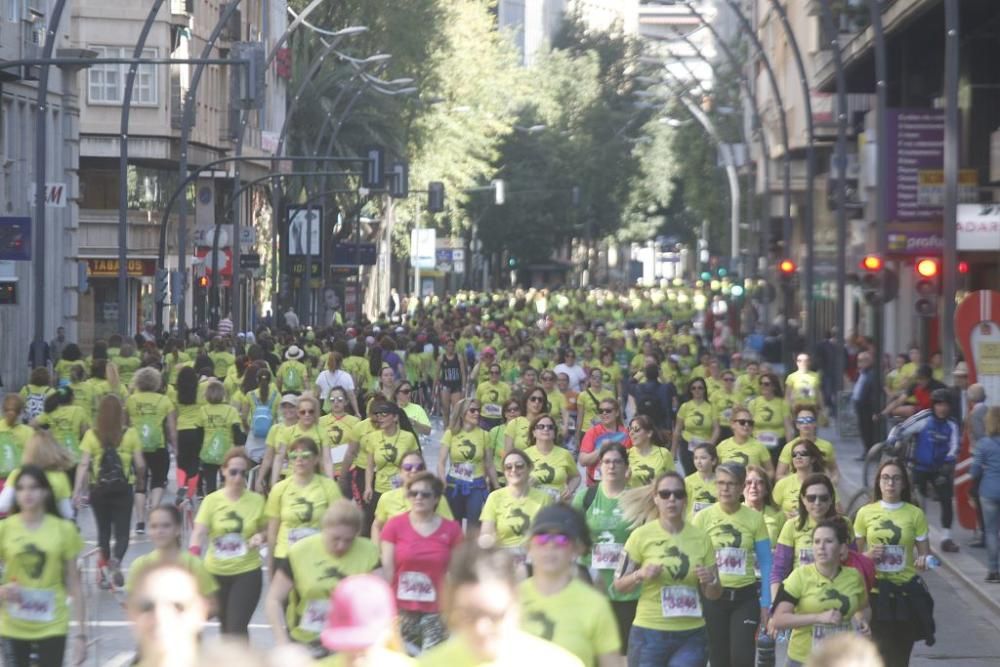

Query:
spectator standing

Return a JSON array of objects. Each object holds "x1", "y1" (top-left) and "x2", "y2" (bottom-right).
[
  {"x1": 971, "y1": 407, "x2": 1000, "y2": 582},
  {"x1": 853, "y1": 351, "x2": 880, "y2": 459}
]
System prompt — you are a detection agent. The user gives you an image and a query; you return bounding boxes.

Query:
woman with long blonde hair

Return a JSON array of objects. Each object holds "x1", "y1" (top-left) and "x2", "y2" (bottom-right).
[{"x1": 0, "y1": 430, "x2": 74, "y2": 518}]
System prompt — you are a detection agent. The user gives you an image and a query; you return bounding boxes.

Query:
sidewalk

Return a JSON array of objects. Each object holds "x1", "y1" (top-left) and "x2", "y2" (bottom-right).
[{"x1": 823, "y1": 423, "x2": 1000, "y2": 613}]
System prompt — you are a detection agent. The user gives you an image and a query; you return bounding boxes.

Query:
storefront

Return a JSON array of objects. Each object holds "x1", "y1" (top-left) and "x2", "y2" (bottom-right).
[{"x1": 78, "y1": 257, "x2": 156, "y2": 348}]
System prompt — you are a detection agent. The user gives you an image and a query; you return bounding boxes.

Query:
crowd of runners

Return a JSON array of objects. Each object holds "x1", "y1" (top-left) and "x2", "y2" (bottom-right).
[{"x1": 0, "y1": 286, "x2": 966, "y2": 667}]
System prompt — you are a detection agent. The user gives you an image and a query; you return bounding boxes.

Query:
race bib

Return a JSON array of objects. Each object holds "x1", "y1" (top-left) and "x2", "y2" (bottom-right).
[
  {"x1": 692, "y1": 502, "x2": 712, "y2": 514},
  {"x1": 798, "y1": 548, "x2": 815, "y2": 566},
  {"x1": 213, "y1": 533, "x2": 248, "y2": 560},
  {"x1": 390, "y1": 474, "x2": 404, "y2": 489},
  {"x1": 451, "y1": 462, "x2": 476, "y2": 482},
  {"x1": 660, "y1": 586, "x2": 702, "y2": 618},
  {"x1": 716, "y1": 547, "x2": 748, "y2": 576},
  {"x1": 397, "y1": 571, "x2": 436, "y2": 602},
  {"x1": 541, "y1": 486, "x2": 561, "y2": 501},
  {"x1": 875, "y1": 545, "x2": 906, "y2": 573},
  {"x1": 591, "y1": 543, "x2": 623, "y2": 570},
  {"x1": 8, "y1": 588, "x2": 56, "y2": 623},
  {"x1": 812, "y1": 622, "x2": 852, "y2": 642},
  {"x1": 757, "y1": 432, "x2": 779, "y2": 448},
  {"x1": 483, "y1": 404, "x2": 502, "y2": 418},
  {"x1": 288, "y1": 527, "x2": 318, "y2": 546},
  {"x1": 298, "y1": 599, "x2": 330, "y2": 634}
]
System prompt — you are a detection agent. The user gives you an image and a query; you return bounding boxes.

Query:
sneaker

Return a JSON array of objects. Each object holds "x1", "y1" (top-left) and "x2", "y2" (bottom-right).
[
  {"x1": 969, "y1": 537, "x2": 986, "y2": 548},
  {"x1": 108, "y1": 558, "x2": 125, "y2": 588},
  {"x1": 941, "y1": 539, "x2": 960, "y2": 553},
  {"x1": 986, "y1": 571, "x2": 1000, "y2": 583},
  {"x1": 97, "y1": 560, "x2": 111, "y2": 590},
  {"x1": 135, "y1": 522, "x2": 145, "y2": 535}
]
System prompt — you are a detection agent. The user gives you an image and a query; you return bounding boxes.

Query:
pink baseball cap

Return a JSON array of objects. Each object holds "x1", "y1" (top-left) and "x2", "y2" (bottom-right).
[{"x1": 320, "y1": 574, "x2": 397, "y2": 652}]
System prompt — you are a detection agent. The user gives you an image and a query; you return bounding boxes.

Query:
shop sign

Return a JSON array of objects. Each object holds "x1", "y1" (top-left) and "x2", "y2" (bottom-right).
[{"x1": 86, "y1": 258, "x2": 156, "y2": 277}]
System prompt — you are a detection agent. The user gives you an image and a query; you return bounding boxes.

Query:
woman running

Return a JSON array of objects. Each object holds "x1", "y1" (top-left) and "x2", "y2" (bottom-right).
[
  {"x1": 503, "y1": 388, "x2": 548, "y2": 453},
  {"x1": 264, "y1": 500, "x2": 379, "y2": 653},
  {"x1": 272, "y1": 393, "x2": 333, "y2": 484},
  {"x1": 684, "y1": 442, "x2": 719, "y2": 519},
  {"x1": 318, "y1": 386, "x2": 359, "y2": 481},
  {"x1": 743, "y1": 465, "x2": 786, "y2": 546},
  {"x1": 476, "y1": 363, "x2": 512, "y2": 431},
  {"x1": 746, "y1": 373, "x2": 792, "y2": 466},
  {"x1": 576, "y1": 367, "x2": 614, "y2": 441},
  {"x1": 256, "y1": 394, "x2": 299, "y2": 493},
  {"x1": 198, "y1": 380, "x2": 245, "y2": 495},
  {"x1": 126, "y1": 367, "x2": 176, "y2": 535},
  {"x1": 578, "y1": 398, "x2": 630, "y2": 487},
  {"x1": 0, "y1": 394, "x2": 33, "y2": 490},
  {"x1": 372, "y1": 451, "x2": 453, "y2": 544},
  {"x1": 772, "y1": 440, "x2": 828, "y2": 519},
  {"x1": 519, "y1": 504, "x2": 621, "y2": 666},
  {"x1": 771, "y1": 473, "x2": 839, "y2": 597},
  {"x1": 396, "y1": 381, "x2": 432, "y2": 437},
  {"x1": 33, "y1": 387, "x2": 89, "y2": 490},
  {"x1": 524, "y1": 414, "x2": 580, "y2": 502},
  {"x1": 265, "y1": 437, "x2": 342, "y2": 576},
  {"x1": 439, "y1": 398, "x2": 496, "y2": 527},
  {"x1": 716, "y1": 407, "x2": 775, "y2": 477},
  {"x1": 74, "y1": 395, "x2": 145, "y2": 588},
  {"x1": 574, "y1": 442, "x2": 642, "y2": 654},
  {"x1": 1, "y1": 431, "x2": 74, "y2": 520},
  {"x1": 173, "y1": 367, "x2": 204, "y2": 503},
  {"x1": 614, "y1": 470, "x2": 722, "y2": 666},
  {"x1": 363, "y1": 401, "x2": 420, "y2": 511},
  {"x1": 438, "y1": 338, "x2": 466, "y2": 426},
  {"x1": 478, "y1": 448, "x2": 553, "y2": 567},
  {"x1": 692, "y1": 462, "x2": 773, "y2": 667},
  {"x1": 381, "y1": 471, "x2": 463, "y2": 654},
  {"x1": 772, "y1": 518, "x2": 871, "y2": 667},
  {"x1": 712, "y1": 368, "x2": 742, "y2": 442},
  {"x1": 672, "y1": 377, "x2": 718, "y2": 475},
  {"x1": 776, "y1": 405, "x2": 840, "y2": 484},
  {"x1": 855, "y1": 460, "x2": 935, "y2": 667},
  {"x1": 0, "y1": 466, "x2": 85, "y2": 667},
  {"x1": 626, "y1": 414, "x2": 674, "y2": 488},
  {"x1": 126, "y1": 504, "x2": 217, "y2": 600},
  {"x1": 190, "y1": 447, "x2": 266, "y2": 636},
  {"x1": 242, "y1": 367, "x2": 279, "y2": 465}
]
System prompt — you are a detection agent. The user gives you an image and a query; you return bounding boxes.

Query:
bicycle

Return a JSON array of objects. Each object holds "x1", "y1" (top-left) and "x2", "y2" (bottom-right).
[{"x1": 846, "y1": 437, "x2": 925, "y2": 520}]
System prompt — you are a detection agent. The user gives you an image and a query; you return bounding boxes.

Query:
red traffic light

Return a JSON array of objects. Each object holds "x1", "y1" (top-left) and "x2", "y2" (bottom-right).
[
  {"x1": 915, "y1": 258, "x2": 939, "y2": 278},
  {"x1": 958, "y1": 260, "x2": 969, "y2": 274},
  {"x1": 779, "y1": 259, "x2": 796, "y2": 274},
  {"x1": 860, "y1": 255, "x2": 883, "y2": 272},
  {"x1": 197, "y1": 276, "x2": 209, "y2": 288}
]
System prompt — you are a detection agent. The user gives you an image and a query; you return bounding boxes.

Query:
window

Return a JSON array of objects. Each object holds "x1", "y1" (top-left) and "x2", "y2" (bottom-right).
[{"x1": 87, "y1": 46, "x2": 158, "y2": 105}]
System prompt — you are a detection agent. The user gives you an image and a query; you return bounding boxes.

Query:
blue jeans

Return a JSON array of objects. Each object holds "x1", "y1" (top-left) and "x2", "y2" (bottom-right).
[
  {"x1": 628, "y1": 625, "x2": 708, "y2": 667},
  {"x1": 982, "y1": 496, "x2": 1000, "y2": 572}
]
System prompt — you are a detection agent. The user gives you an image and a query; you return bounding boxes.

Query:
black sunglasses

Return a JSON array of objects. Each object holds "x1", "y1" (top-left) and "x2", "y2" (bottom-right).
[{"x1": 657, "y1": 489, "x2": 686, "y2": 500}]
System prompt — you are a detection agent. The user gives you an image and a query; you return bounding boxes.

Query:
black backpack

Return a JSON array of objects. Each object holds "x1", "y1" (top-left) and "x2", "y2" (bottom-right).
[
  {"x1": 91, "y1": 445, "x2": 129, "y2": 500},
  {"x1": 635, "y1": 382, "x2": 661, "y2": 420}
]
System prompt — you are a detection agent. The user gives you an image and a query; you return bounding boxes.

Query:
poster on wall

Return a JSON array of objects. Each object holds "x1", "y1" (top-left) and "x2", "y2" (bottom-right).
[{"x1": 287, "y1": 207, "x2": 322, "y2": 256}]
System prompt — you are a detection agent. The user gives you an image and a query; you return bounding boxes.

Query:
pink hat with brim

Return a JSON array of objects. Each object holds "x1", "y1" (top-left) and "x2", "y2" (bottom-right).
[{"x1": 320, "y1": 574, "x2": 397, "y2": 652}]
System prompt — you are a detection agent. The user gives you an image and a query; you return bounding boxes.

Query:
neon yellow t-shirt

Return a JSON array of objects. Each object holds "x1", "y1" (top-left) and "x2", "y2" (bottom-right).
[
  {"x1": 716, "y1": 437, "x2": 771, "y2": 469},
  {"x1": 5, "y1": 468, "x2": 72, "y2": 504},
  {"x1": 265, "y1": 475, "x2": 343, "y2": 558},
  {"x1": 503, "y1": 416, "x2": 532, "y2": 451},
  {"x1": 480, "y1": 487, "x2": 552, "y2": 548},
  {"x1": 627, "y1": 446, "x2": 675, "y2": 488},
  {"x1": 363, "y1": 429, "x2": 420, "y2": 493},
  {"x1": 782, "y1": 564, "x2": 866, "y2": 662},
  {"x1": 623, "y1": 520, "x2": 715, "y2": 632},
  {"x1": 525, "y1": 446, "x2": 577, "y2": 502},
  {"x1": 692, "y1": 503, "x2": 769, "y2": 589},
  {"x1": 748, "y1": 396, "x2": 789, "y2": 450},
  {"x1": 0, "y1": 421, "x2": 33, "y2": 477},
  {"x1": 518, "y1": 578, "x2": 621, "y2": 665},
  {"x1": 854, "y1": 501, "x2": 928, "y2": 585},
  {"x1": 195, "y1": 487, "x2": 267, "y2": 576},
  {"x1": 684, "y1": 473, "x2": 717, "y2": 518},
  {"x1": 35, "y1": 405, "x2": 88, "y2": 464},
  {"x1": 785, "y1": 370, "x2": 822, "y2": 406},
  {"x1": 677, "y1": 400, "x2": 716, "y2": 443},
  {"x1": 199, "y1": 403, "x2": 242, "y2": 465},
  {"x1": 476, "y1": 381, "x2": 512, "y2": 421},
  {"x1": 711, "y1": 391, "x2": 741, "y2": 428},
  {"x1": 80, "y1": 428, "x2": 139, "y2": 484},
  {"x1": 0, "y1": 514, "x2": 82, "y2": 639},
  {"x1": 285, "y1": 533, "x2": 379, "y2": 643},
  {"x1": 577, "y1": 387, "x2": 614, "y2": 429},
  {"x1": 418, "y1": 632, "x2": 582, "y2": 667},
  {"x1": 442, "y1": 427, "x2": 491, "y2": 481},
  {"x1": 126, "y1": 550, "x2": 218, "y2": 598},
  {"x1": 125, "y1": 391, "x2": 174, "y2": 453},
  {"x1": 374, "y1": 487, "x2": 453, "y2": 525},
  {"x1": 779, "y1": 437, "x2": 836, "y2": 467}
]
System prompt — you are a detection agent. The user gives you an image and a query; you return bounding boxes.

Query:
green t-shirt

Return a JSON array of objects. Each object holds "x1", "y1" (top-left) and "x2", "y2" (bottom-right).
[{"x1": 572, "y1": 485, "x2": 638, "y2": 602}]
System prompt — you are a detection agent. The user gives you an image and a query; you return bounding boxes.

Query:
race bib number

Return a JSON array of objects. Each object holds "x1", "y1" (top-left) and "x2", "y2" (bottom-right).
[
  {"x1": 390, "y1": 474, "x2": 404, "y2": 489},
  {"x1": 798, "y1": 548, "x2": 815, "y2": 566},
  {"x1": 812, "y1": 622, "x2": 852, "y2": 642},
  {"x1": 660, "y1": 586, "x2": 702, "y2": 618},
  {"x1": 298, "y1": 599, "x2": 330, "y2": 634},
  {"x1": 8, "y1": 588, "x2": 56, "y2": 623},
  {"x1": 591, "y1": 543, "x2": 623, "y2": 570},
  {"x1": 716, "y1": 547, "x2": 748, "y2": 576},
  {"x1": 876, "y1": 545, "x2": 906, "y2": 573},
  {"x1": 397, "y1": 571, "x2": 436, "y2": 602},
  {"x1": 288, "y1": 527, "x2": 318, "y2": 546},
  {"x1": 757, "y1": 432, "x2": 779, "y2": 448},
  {"x1": 692, "y1": 502, "x2": 712, "y2": 514},
  {"x1": 483, "y1": 404, "x2": 503, "y2": 418},
  {"x1": 451, "y1": 462, "x2": 476, "y2": 482},
  {"x1": 687, "y1": 438, "x2": 707, "y2": 452},
  {"x1": 213, "y1": 533, "x2": 248, "y2": 560}
]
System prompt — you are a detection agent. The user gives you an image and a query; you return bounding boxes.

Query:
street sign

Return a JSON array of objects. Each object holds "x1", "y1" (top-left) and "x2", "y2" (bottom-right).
[
  {"x1": 240, "y1": 253, "x2": 261, "y2": 269},
  {"x1": 239, "y1": 226, "x2": 256, "y2": 249},
  {"x1": 411, "y1": 228, "x2": 436, "y2": 269},
  {"x1": 333, "y1": 242, "x2": 377, "y2": 266}
]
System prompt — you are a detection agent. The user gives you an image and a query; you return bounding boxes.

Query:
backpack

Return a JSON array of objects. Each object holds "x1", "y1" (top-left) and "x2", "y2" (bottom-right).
[
  {"x1": 0, "y1": 430, "x2": 19, "y2": 476},
  {"x1": 251, "y1": 392, "x2": 276, "y2": 438},
  {"x1": 92, "y1": 444, "x2": 129, "y2": 500},
  {"x1": 200, "y1": 407, "x2": 230, "y2": 465},
  {"x1": 635, "y1": 382, "x2": 662, "y2": 422},
  {"x1": 23, "y1": 391, "x2": 46, "y2": 422},
  {"x1": 135, "y1": 411, "x2": 165, "y2": 452},
  {"x1": 283, "y1": 363, "x2": 303, "y2": 392}
]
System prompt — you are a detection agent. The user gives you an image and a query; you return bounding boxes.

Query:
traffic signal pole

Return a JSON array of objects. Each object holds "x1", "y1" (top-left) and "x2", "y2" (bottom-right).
[{"x1": 942, "y1": 0, "x2": 960, "y2": 379}]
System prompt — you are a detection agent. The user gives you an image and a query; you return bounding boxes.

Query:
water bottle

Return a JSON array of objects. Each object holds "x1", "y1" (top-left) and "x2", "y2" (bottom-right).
[
  {"x1": 925, "y1": 555, "x2": 941, "y2": 569},
  {"x1": 756, "y1": 629, "x2": 776, "y2": 667}
]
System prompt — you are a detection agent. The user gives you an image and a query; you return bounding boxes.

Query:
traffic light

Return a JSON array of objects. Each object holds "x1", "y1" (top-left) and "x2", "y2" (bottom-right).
[
  {"x1": 778, "y1": 259, "x2": 797, "y2": 287},
  {"x1": 492, "y1": 179, "x2": 505, "y2": 205},
  {"x1": 427, "y1": 181, "x2": 445, "y2": 213},
  {"x1": 198, "y1": 275, "x2": 210, "y2": 289},
  {"x1": 388, "y1": 161, "x2": 409, "y2": 199},
  {"x1": 914, "y1": 257, "x2": 940, "y2": 318},
  {"x1": 362, "y1": 146, "x2": 385, "y2": 190},
  {"x1": 858, "y1": 254, "x2": 899, "y2": 305},
  {"x1": 508, "y1": 256, "x2": 519, "y2": 269},
  {"x1": 154, "y1": 269, "x2": 169, "y2": 304},
  {"x1": 700, "y1": 271, "x2": 711, "y2": 281}
]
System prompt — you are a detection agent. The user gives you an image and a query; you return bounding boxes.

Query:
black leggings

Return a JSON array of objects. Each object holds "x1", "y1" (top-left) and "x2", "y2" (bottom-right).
[
  {"x1": 215, "y1": 568, "x2": 263, "y2": 636},
  {"x1": 611, "y1": 599, "x2": 637, "y2": 655},
  {"x1": 177, "y1": 428, "x2": 204, "y2": 478},
  {"x1": 912, "y1": 469, "x2": 954, "y2": 530},
  {"x1": 702, "y1": 587, "x2": 759, "y2": 667},
  {"x1": 871, "y1": 618, "x2": 917, "y2": 667},
  {"x1": 1, "y1": 635, "x2": 66, "y2": 667},
  {"x1": 139, "y1": 448, "x2": 170, "y2": 492},
  {"x1": 91, "y1": 488, "x2": 133, "y2": 561},
  {"x1": 200, "y1": 463, "x2": 220, "y2": 496}
]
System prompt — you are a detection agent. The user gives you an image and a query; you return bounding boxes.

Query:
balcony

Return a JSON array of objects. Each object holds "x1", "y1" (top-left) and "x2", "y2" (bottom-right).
[{"x1": 78, "y1": 209, "x2": 169, "y2": 257}]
